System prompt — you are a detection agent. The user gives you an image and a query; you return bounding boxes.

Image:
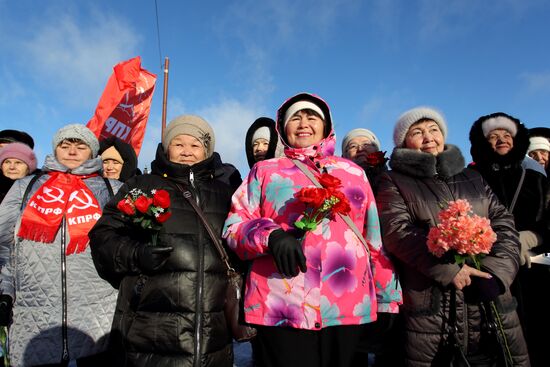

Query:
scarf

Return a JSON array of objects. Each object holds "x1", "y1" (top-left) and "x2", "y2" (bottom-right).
[{"x1": 18, "y1": 171, "x2": 102, "y2": 254}]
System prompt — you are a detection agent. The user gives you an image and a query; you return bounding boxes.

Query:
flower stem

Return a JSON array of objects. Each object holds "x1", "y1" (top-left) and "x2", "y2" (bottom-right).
[
  {"x1": 151, "y1": 232, "x2": 158, "y2": 247},
  {"x1": 490, "y1": 301, "x2": 514, "y2": 365}
]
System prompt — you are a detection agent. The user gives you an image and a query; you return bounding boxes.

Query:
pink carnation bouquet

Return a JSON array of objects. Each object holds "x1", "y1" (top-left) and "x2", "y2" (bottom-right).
[
  {"x1": 427, "y1": 199, "x2": 496, "y2": 268},
  {"x1": 428, "y1": 199, "x2": 513, "y2": 365}
]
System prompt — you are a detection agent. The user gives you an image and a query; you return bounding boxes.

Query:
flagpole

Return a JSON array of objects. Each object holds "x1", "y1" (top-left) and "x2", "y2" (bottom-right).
[{"x1": 161, "y1": 57, "x2": 170, "y2": 137}]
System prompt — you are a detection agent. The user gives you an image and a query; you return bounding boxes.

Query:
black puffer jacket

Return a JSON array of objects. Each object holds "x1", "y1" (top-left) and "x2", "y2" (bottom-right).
[
  {"x1": 469, "y1": 113, "x2": 550, "y2": 245},
  {"x1": 376, "y1": 145, "x2": 529, "y2": 366},
  {"x1": 89, "y1": 144, "x2": 237, "y2": 367}
]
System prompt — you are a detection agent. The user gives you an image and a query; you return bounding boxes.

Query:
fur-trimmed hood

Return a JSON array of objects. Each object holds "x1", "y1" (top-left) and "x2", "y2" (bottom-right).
[
  {"x1": 469, "y1": 112, "x2": 529, "y2": 172},
  {"x1": 245, "y1": 117, "x2": 283, "y2": 168},
  {"x1": 389, "y1": 144, "x2": 466, "y2": 178}
]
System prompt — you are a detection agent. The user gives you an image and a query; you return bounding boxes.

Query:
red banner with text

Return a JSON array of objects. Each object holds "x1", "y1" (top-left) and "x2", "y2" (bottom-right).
[{"x1": 87, "y1": 56, "x2": 156, "y2": 156}]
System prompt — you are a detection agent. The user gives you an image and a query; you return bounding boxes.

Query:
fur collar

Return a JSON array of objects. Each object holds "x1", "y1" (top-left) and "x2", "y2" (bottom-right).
[{"x1": 389, "y1": 144, "x2": 465, "y2": 178}]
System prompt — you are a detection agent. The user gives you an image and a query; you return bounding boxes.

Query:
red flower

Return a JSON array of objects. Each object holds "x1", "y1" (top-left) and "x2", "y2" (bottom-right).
[
  {"x1": 331, "y1": 190, "x2": 351, "y2": 215},
  {"x1": 156, "y1": 211, "x2": 172, "y2": 223},
  {"x1": 117, "y1": 199, "x2": 135, "y2": 216},
  {"x1": 153, "y1": 189, "x2": 171, "y2": 209},
  {"x1": 294, "y1": 187, "x2": 329, "y2": 208},
  {"x1": 318, "y1": 173, "x2": 342, "y2": 190},
  {"x1": 294, "y1": 175, "x2": 351, "y2": 232},
  {"x1": 134, "y1": 195, "x2": 153, "y2": 213},
  {"x1": 366, "y1": 151, "x2": 387, "y2": 166}
]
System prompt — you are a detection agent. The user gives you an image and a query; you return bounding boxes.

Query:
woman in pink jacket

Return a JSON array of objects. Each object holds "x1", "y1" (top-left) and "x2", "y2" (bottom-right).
[{"x1": 223, "y1": 93, "x2": 402, "y2": 367}]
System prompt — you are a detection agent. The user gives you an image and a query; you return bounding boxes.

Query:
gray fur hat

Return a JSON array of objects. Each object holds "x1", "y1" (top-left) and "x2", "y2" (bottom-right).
[
  {"x1": 162, "y1": 114, "x2": 215, "y2": 158},
  {"x1": 52, "y1": 124, "x2": 100, "y2": 157},
  {"x1": 393, "y1": 107, "x2": 448, "y2": 147}
]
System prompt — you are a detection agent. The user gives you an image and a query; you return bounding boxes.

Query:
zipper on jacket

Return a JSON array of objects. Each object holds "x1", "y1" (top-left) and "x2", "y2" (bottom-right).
[
  {"x1": 190, "y1": 170, "x2": 195, "y2": 188},
  {"x1": 193, "y1": 192, "x2": 205, "y2": 367},
  {"x1": 60, "y1": 217, "x2": 70, "y2": 362}
]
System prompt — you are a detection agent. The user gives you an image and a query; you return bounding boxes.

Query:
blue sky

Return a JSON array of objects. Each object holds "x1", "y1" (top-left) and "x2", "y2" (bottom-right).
[{"x1": 1, "y1": 0, "x2": 549, "y2": 176}]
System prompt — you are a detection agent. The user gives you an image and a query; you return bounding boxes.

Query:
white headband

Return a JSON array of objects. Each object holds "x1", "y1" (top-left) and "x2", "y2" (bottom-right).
[{"x1": 284, "y1": 101, "x2": 325, "y2": 127}]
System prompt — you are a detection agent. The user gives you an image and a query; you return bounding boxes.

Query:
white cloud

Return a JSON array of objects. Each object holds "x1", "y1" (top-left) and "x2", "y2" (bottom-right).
[
  {"x1": 199, "y1": 99, "x2": 264, "y2": 175},
  {"x1": 11, "y1": 7, "x2": 140, "y2": 107},
  {"x1": 519, "y1": 71, "x2": 550, "y2": 93}
]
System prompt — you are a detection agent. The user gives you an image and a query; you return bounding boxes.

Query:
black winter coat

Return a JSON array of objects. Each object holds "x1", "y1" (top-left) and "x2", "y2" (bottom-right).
[
  {"x1": 376, "y1": 145, "x2": 529, "y2": 366},
  {"x1": 89, "y1": 144, "x2": 237, "y2": 367},
  {"x1": 469, "y1": 113, "x2": 550, "y2": 245}
]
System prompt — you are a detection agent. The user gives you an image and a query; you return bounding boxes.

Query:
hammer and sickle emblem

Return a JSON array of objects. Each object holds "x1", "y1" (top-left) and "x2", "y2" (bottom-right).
[
  {"x1": 36, "y1": 186, "x2": 65, "y2": 204},
  {"x1": 67, "y1": 189, "x2": 98, "y2": 213}
]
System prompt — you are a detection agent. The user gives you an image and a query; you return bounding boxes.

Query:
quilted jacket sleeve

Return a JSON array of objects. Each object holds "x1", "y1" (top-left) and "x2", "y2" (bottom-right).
[
  {"x1": 88, "y1": 181, "x2": 141, "y2": 288},
  {"x1": 363, "y1": 184, "x2": 402, "y2": 313},
  {"x1": 0, "y1": 178, "x2": 27, "y2": 299},
  {"x1": 376, "y1": 172, "x2": 461, "y2": 287},
  {"x1": 222, "y1": 164, "x2": 281, "y2": 260}
]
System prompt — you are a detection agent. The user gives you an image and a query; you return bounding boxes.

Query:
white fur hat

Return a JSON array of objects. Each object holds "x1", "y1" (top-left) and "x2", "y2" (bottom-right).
[
  {"x1": 528, "y1": 136, "x2": 550, "y2": 153},
  {"x1": 393, "y1": 107, "x2": 447, "y2": 147},
  {"x1": 481, "y1": 116, "x2": 518, "y2": 137}
]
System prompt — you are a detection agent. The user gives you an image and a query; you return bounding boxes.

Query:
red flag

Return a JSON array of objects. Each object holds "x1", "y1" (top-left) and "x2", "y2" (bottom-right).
[{"x1": 87, "y1": 56, "x2": 157, "y2": 156}]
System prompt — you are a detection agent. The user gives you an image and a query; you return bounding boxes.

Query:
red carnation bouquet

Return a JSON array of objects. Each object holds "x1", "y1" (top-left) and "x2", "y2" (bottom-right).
[
  {"x1": 294, "y1": 173, "x2": 351, "y2": 232},
  {"x1": 117, "y1": 188, "x2": 172, "y2": 246},
  {"x1": 428, "y1": 199, "x2": 513, "y2": 364}
]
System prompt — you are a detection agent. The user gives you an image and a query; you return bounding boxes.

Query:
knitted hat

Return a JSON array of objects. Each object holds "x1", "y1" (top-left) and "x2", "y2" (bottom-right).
[
  {"x1": 52, "y1": 124, "x2": 100, "y2": 157},
  {"x1": 101, "y1": 146, "x2": 124, "y2": 163},
  {"x1": 162, "y1": 114, "x2": 215, "y2": 158},
  {"x1": 284, "y1": 101, "x2": 326, "y2": 127},
  {"x1": 0, "y1": 129, "x2": 35, "y2": 148},
  {"x1": 0, "y1": 142, "x2": 37, "y2": 173},
  {"x1": 528, "y1": 136, "x2": 550, "y2": 154},
  {"x1": 481, "y1": 116, "x2": 518, "y2": 137},
  {"x1": 252, "y1": 126, "x2": 270, "y2": 143},
  {"x1": 341, "y1": 128, "x2": 381, "y2": 157},
  {"x1": 393, "y1": 107, "x2": 448, "y2": 147}
]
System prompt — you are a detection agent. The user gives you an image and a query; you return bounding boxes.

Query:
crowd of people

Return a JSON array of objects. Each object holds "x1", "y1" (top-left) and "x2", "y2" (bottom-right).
[{"x1": 0, "y1": 92, "x2": 548, "y2": 367}]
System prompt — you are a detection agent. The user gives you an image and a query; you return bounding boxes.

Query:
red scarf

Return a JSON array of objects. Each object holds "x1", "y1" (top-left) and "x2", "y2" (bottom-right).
[{"x1": 18, "y1": 172, "x2": 102, "y2": 255}]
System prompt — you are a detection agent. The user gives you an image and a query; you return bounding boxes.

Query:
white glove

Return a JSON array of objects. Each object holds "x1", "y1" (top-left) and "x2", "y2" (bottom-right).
[{"x1": 519, "y1": 230, "x2": 542, "y2": 268}]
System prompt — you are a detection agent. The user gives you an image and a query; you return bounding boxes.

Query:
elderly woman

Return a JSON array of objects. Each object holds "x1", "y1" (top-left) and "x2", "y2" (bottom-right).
[
  {"x1": 469, "y1": 112, "x2": 549, "y2": 366},
  {"x1": 98, "y1": 136, "x2": 140, "y2": 182},
  {"x1": 341, "y1": 128, "x2": 387, "y2": 193},
  {"x1": 527, "y1": 136, "x2": 550, "y2": 173},
  {"x1": 376, "y1": 107, "x2": 529, "y2": 366},
  {"x1": 0, "y1": 124, "x2": 121, "y2": 366},
  {"x1": 89, "y1": 115, "x2": 239, "y2": 366},
  {"x1": 223, "y1": 92, "x2": 401, "y2": 367},
  {"x1": 0, "y1": 142, "x2": 38, "y2": 203}
]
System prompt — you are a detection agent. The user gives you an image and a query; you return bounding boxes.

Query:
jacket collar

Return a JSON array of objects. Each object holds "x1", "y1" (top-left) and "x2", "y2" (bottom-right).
[{"x1": 389, "y1": 144, "x2": 465, "y2": 178}]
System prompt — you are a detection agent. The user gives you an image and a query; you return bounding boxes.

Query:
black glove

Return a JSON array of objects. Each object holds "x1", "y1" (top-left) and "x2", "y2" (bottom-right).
[
  {"x1": 135, "y1": 244, "x2": 173, "y2": 274},
  {"x1": 464, "y1": 276, "x2": 502, "y2": 304},
  {"x1": 268, "y1": 229, "x2": 307, "y2": 277},
  {"x1": 0, "y1": 295, "x2": 12, "y2": 326}
]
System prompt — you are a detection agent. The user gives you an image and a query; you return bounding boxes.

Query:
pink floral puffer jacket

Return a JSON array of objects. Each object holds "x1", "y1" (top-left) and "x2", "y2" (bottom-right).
[{"x1": 223, "y1": 94, "x2": 401, "y2": 330}]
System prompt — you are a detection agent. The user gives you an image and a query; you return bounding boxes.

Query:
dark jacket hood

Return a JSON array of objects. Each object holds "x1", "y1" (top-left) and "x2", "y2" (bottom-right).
[
  {"x1": 98, "y1": 136, "x2": 140, "y2": 182},
  {"x1": 389, "y1": 144, "x2": 466, "y2": 179},
  {"x1": 469, "y1": 112, "x2": 529, "y2": 172},
  {"x1": 245, "y1": 117, "x2": 280, "y2": 169}
]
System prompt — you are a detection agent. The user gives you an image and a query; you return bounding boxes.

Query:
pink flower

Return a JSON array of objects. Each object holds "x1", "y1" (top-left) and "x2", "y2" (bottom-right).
[{"x1": 427, "y1": 199, "x2": 497, "y2": 261}]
